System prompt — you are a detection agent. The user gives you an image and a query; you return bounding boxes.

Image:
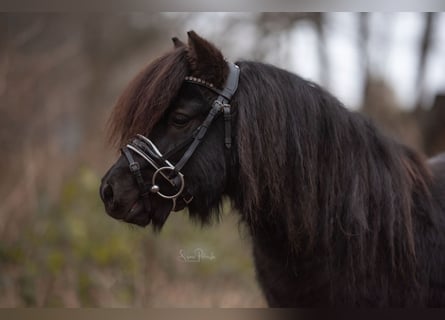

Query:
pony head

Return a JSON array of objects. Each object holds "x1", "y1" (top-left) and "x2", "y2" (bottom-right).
[{"x1": 100, "y1": 31, "x2": 234, "y2": 230}]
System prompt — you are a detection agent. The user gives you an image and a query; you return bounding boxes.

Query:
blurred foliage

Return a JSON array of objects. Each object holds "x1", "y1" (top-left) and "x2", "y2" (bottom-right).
[
  {"x1": 0, "y1": 166, "x2": 263, "y2": 306},
  {"x1": 0, "y1": 13, "x2": 265, "y2": 307}
]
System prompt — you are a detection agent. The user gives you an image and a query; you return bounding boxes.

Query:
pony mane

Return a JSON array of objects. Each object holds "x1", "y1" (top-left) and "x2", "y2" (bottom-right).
[
  {"x1": 107, "y1": 47, "x2": 190, "y2": 148},
  {"x1": 233, "y1": 61, "x2": 436, "y2": 303},
  {"x1": 107, "y1": 32, "x2": 229, "y2": 148}
]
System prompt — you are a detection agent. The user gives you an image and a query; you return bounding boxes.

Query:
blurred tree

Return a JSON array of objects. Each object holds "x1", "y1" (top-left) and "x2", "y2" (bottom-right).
[
  {"x1": 254, "y1": 13, "x2": 329, "y2": 86},
  {"x1": 416, "y1": 12, "x2": 436, "y2": 110},
  {"x1": 421, "y1": 94, "x2": 445, "y2": 155},
  {"x1": 239, "y1": 13, "x2": 445, "y2": 154}
]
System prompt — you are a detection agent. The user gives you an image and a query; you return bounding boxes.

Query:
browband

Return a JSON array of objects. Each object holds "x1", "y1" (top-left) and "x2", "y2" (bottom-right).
[{"x1": 184, "y1": 61, "x2": 240, "y2": 101}]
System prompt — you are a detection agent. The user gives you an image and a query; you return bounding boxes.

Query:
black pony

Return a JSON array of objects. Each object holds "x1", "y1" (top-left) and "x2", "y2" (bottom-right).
[{"x1": 100, "y1": 31, "x2": 445, "y2": 307}]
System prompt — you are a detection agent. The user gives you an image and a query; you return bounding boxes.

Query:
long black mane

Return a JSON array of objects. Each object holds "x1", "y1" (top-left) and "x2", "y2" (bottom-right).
[
  {"x1": 106, "y1": 35, "x2": 445, "y2": 306},
  {"x1": 231, "y1": 61, "x2": 443, "y2": 304}
]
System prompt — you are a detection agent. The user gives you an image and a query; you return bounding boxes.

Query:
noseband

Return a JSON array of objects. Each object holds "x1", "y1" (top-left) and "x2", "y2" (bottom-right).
[{"x1": 121, "y1": 62, "x2": 240, "y2": 211}]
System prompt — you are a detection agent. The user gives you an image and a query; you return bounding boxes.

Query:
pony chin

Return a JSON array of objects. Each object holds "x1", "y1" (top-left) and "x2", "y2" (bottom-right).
[
  {"x1": 146, "y1": 196, "x2": 174, "y2": 231},
  {"x1": 124, "y1": 197, "x2": 173, "y2": 231},
  {"x1": 150, "y1": 206, "x2": 172, "y2": 231}
]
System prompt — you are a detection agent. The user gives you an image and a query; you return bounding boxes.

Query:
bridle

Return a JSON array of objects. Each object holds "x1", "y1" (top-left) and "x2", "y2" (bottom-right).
[{"x1": 121, "y1": 61, "x2": 240, "y2": 211}]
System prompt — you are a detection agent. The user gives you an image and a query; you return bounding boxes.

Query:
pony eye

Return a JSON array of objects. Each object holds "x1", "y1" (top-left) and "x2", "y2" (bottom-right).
[{"x1": 171, "y1": 113, "x2": 190, "y2": 126}]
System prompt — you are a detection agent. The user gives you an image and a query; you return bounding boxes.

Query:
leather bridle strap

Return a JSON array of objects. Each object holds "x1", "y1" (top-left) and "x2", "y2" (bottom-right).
[
  {"x1": 162, "y1": 129, "x2": 198, "y2": 161},
  {"x1": 172, "y1": 62, "x2": 240, "y2": 173},
  {"x1": 184, "y1": 62, "x2": 240, "y2": 151},
  {"x1": 173, "y1": 99, "x2": 225, "y2": 172},
  {"x1": 121, "y1": 147, "x2": 152, "y2": 211},
  {"x1": 122, "y1": 147, "x2": 145, "y2": 192}
]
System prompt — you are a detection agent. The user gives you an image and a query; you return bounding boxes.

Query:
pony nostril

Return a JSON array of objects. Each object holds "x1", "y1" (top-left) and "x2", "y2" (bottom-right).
[{"x1": 101, "y1": 183, "x2": 114, "y2": 204}]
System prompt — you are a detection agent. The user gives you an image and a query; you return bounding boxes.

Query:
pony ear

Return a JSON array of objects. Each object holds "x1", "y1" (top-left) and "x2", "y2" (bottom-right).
[
  {"x1": 171, "y1": 37, "x2": 185, "y2": 48},
  {"x1": 186, "y1": 30, "x2": 229, "y2": 88}
]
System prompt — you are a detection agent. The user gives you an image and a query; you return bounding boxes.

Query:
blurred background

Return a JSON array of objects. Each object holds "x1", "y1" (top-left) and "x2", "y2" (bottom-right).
[{"x1": 1, "y1": 12, "x2": 445, "y2": 307}]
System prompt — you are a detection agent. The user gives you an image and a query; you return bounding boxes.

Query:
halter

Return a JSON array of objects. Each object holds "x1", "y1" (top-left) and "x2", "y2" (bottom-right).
[{"x1": 121, "y1": 61, "x2": 240, "y2": 211}]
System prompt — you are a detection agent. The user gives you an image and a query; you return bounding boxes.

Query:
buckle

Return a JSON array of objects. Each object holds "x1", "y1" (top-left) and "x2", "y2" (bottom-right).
[
  {"x1": 129, "y1": 162, "x2": 140, "y2": 172},
  {"x1": 183, "y1": 194, "x2": 194, "y2": 204}
]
